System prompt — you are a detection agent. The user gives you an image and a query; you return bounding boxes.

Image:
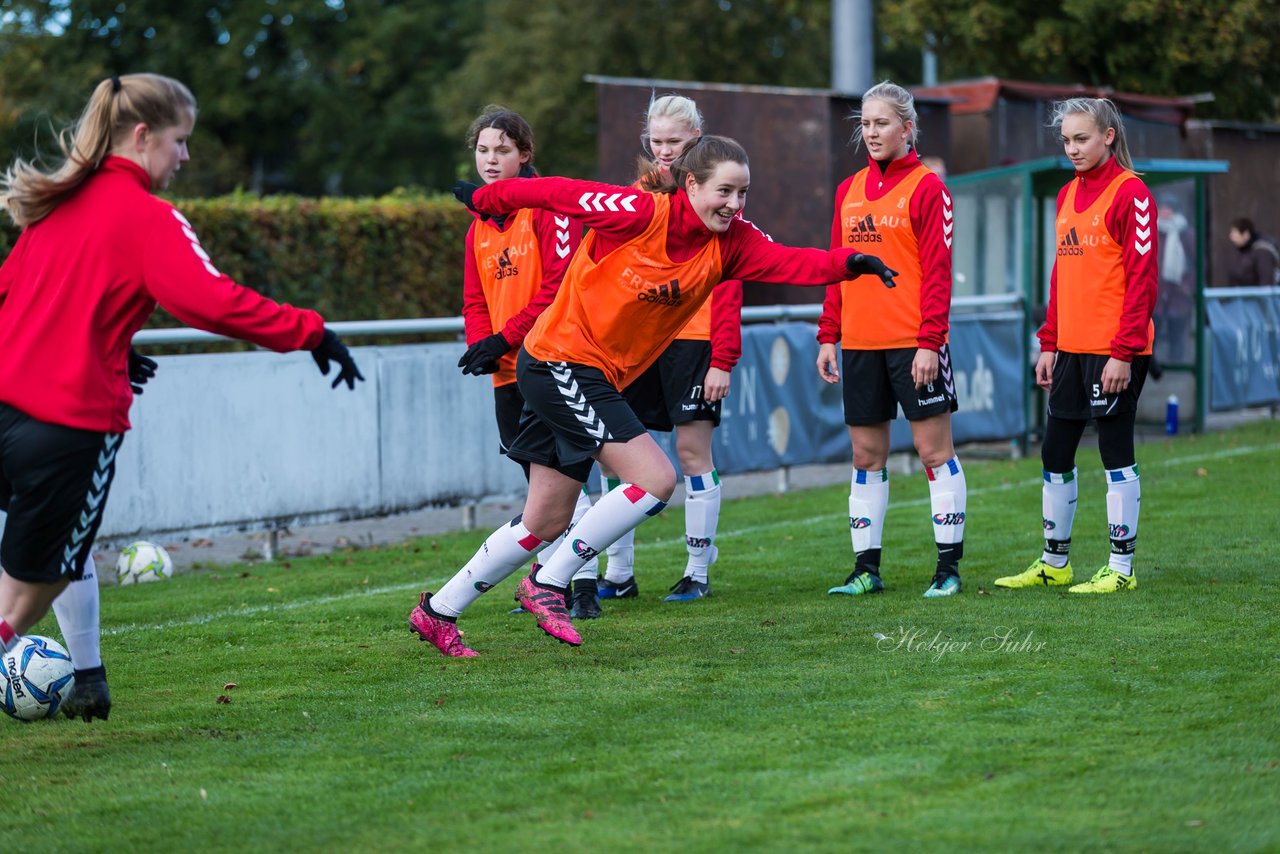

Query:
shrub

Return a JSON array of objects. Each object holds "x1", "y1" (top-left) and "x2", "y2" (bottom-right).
[{"x1": 1, "y1": 190, "x2": 473, "y2": 328}]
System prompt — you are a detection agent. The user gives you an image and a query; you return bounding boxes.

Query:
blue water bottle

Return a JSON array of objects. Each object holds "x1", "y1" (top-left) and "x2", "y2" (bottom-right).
[{"x1": 1165, "y1": 394, "x2": 1179, "y2": 435}]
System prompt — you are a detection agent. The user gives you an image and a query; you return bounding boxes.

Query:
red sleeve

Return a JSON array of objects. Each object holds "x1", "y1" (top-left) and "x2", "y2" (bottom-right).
[
  {"x1": 143, "y1": 206, "x2": 324, "y2": 352},
  {"x1": 709, "y1": 278, "x2": 742, "y2": 370},
  {"x1": 911, "y1": 174, "x2": 953, "y2": 351},
  {"x1": 473, "y1": 177, "x2": 655, "y2": 242},
  {"x1": 461, "y1": 222, "x2": 493, "y2": 345},
  {"x1": 0, "y1": 230, "x2": 21, "y2": 315},
  {"x1": 721, "y1": 216, "x2": 855, "y2": 286},
  {"x1": 817, "y1": 284, "x2": 843, "y2": 345},
  {"x1": 1037, "y1": 185, "x2": 1071, "y2": 353},
  {"x1": 499, "y1": 209, "x2": 582, "y2": 347},
  {"x1": 1106, "y1": 178, "x2": 1159, "y2": 360},
  {"x1": 817, "y1": 177, "x2": 853, "y2": 345}
]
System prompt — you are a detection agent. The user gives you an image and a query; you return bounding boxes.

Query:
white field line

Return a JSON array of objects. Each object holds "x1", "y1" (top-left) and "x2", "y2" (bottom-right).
[{"x1": 102, "y1": 442, "x2": 1277, "y2": 636}]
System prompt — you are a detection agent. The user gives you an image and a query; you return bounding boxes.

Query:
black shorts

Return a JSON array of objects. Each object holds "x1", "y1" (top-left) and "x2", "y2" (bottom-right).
[
  {"x1": 493, "y1": 382, "x2": 525, "y2": 455},
  {"x1": 841, "y1": 345, "x2": 959, "y2": 425},
  {"x1": 0, "y1": 403, "x2": 123, "y2": 584},
  {"x1": 510, "y1": 349, "x2": 648, "y2": 482},
  {"x1": 623, "y1": 339, "x2": 721, "y2": 431},
  {"x1": 1048, "y1": 352, "x2": 1150, "y2": 421}
]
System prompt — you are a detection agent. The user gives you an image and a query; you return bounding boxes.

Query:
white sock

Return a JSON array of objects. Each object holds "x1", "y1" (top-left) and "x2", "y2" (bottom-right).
[
  {"x1": 849, "y1": 467, "x2": 889, "y2": 570},
  {"x1": 1105, "y1": 465, "x2": 1141, "y2": 575},
  {"x1": 52, "y1": 553, "x2": 103, "y2": 670},
  {"x1": 431, "y1": 517, "x2": 550, "y2": 617},
  {"x1": 600, "y1": 474, "x2": 635, "y2": 583},
  {"x1": 682, "y1": 470, "x2": 721, "y2": 583},
  {"x1": 1042, "y1": 469, "x2": 1078, "y2": 568},
  {"x1": 926, "y1": 457, "x2": 967, "y2": 569},
  {"x1": 568, "y1": 489, "x2": 600, "y2": 583},
  {"x1": 535, "y1": 484, "x2": 667, "y2": 589}
]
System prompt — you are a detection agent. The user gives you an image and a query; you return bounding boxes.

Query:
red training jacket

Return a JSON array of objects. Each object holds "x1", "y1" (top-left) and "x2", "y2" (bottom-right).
[{"x1": 0, "y1": 157, "x2": 325, "y2": 432}]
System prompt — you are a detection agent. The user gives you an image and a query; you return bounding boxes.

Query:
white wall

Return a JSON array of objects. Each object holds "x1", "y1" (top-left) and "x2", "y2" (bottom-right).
[{"x1": 6, "y1": 343, "x2": 527, "y2": 544}]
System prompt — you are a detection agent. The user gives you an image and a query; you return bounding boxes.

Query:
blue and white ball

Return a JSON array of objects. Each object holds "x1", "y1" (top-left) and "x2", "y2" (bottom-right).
[
  {"x1": 1, "y1": 636, "x2": 76, "y2": 721},
  {"x1": 116, "y1": 541, "x2": 174, "y2": 585}
]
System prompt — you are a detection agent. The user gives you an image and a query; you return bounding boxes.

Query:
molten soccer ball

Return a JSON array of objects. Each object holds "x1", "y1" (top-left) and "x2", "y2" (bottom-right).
[
  {"x1": 116, "y1": 540, "x2": 174, "y2": 585},
  {"x1": 1, "y1": 636, "x2": 76, "y2": 721}
]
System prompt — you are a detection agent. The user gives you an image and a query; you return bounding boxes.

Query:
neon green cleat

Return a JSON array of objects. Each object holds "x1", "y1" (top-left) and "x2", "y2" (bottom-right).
[
  {"x1": 1069, "y1": 566, "x2": 1137, "y2": 594},
  {"x1": 993, "y1": 559, "x2": 1073, "y2": 589},
  {"x1": 828, "y1": 570, "x2": 884, "y2": 596}
]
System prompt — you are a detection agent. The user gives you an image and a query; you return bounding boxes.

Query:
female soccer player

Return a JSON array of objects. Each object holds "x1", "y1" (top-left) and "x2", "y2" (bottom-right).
[
  {"x1": 816, "y1": 81, "x2": 966, "y2": 599},
  {"x1": 407, "y1": 135, "x2": 896, "y2": 656},
  {"x1": 994, "y1": 97, "x2": 1157, "y2": 594},
  {"x1": 597, "y1": 94, "x2": 743, "y2": 604},
  {"x1": 454, "y1": 106, "x2": 599, "y2": 616},
  {"x1": 0, "y1": 73, "x2": 363, "y2": 721}
]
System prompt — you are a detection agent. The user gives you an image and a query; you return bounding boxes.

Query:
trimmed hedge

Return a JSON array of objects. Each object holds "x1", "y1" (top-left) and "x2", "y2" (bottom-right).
[{"x1": 1, "y1": 191, "x2": 473, "y2": 326}]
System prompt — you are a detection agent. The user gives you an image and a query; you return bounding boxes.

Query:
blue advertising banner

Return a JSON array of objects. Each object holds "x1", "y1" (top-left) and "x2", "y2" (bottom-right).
[
  {"x1": 650, "y1": 315, "x2": 1026, "y2": 475},
  {"x1": 1206, "y1": 292, "x2": 1280, "y2": 411}
]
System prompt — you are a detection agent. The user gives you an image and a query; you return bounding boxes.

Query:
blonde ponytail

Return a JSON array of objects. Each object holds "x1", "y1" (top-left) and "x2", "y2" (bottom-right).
[{"x1": 1, "y1": 73, "x2": 196, "y2": 228}]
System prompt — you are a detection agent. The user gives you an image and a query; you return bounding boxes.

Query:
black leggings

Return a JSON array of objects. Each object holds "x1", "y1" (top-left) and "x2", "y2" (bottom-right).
[{"x1": 1041, "y1": 412, "x2": 1137, "y2": 473}]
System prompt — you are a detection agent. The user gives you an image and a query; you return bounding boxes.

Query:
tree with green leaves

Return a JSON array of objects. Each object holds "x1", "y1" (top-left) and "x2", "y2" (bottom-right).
[
  {"x1": 433, "y1": 0, "x2": 838, "y2": 180},
  {"x1": 0, "y1": 0, "x2": 481, "y2": 195},
  {"x1": 879, "y1": 0, "x2": 1280, "y2": 121}
]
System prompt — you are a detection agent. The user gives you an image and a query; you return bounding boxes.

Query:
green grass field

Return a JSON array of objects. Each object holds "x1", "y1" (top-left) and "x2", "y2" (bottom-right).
[{"x1": 4, "y1": 421, "x2": 1279, "y2": 852}]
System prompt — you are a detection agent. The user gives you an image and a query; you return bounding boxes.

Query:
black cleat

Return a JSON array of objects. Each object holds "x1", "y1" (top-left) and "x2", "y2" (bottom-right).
[
  {"x1": 62, "y1": 667, "x2": 111, "y2": 722},
  {"x1": 571, "y1": 578, "x2": 602, "y2": 619}
]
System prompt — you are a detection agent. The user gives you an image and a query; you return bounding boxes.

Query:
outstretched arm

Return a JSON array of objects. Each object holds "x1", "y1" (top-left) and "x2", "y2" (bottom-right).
[
  {"x1": 722, "y1": 217, "x2": 896, "y2": 288},
  {"x1": 462, "y1": 177, "x2": 657, "y2": 243}
]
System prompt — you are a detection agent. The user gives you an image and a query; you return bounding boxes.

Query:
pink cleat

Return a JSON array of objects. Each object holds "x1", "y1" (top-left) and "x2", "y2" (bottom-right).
[
  {"x1": 516, "y1": 575, "x2": 582, "y2": 646},
  {"x1": 409, "y1": 592, "x2": 478, "y2": 657}
]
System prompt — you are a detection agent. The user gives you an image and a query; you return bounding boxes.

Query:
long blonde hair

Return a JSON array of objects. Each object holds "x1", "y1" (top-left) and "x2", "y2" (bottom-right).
[
  {"x1": 1, "y1": 73, "x2": 197, "y2": 228},
  {"x1": 1049, "y1": 97, "x2": 1137, "y2": 173}
]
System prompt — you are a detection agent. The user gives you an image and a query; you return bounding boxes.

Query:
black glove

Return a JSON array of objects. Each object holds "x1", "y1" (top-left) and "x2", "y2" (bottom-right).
[
  {"x1": 452, "y1": 180, "x2": 483, "y2": 215},
  {"x1": 127, "y1": 349, "x2": 157, "y2": 394},
  {"x1": 310, "y1": 328, "x2": 365, "y2": 390},
  {"x1": 457, "y1": 332, "x2": 512, "y2": 376},
  {"x1": 847, "y1": 253, "x2": 898, "y2": 288}
]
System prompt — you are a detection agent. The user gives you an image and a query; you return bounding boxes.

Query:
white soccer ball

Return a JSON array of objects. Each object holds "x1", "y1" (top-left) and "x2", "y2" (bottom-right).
[
  {"x1": 1, "y1": 635, "x2": 76, "y2": 721},
  {"x1": 116, "y1": 540, "x2": 174, "y2": 585}
]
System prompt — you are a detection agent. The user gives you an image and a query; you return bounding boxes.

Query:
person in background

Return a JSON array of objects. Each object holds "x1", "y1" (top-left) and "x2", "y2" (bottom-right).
[
  {"x1": 0, "y1": 73, "x2": 363, "y2": 721},
  {"x1": 596, "y1": 94, "x2": 743, "y2": 606},
  {"x1": 817, "y1": 81, "x2": 966, "y2": 599},
  {"x1": 1154, "y1": 194, "x2": 1194, "y2": 364},
  {"x1": 452, "y1": 106, "x2": 598, "y2": 619},
  {"x1": 996, "y1": 97, "x2": 1156, "y2": 595},
  {"x1": 1226, "y1": 217, "x2": 1279, "y2": 286}
]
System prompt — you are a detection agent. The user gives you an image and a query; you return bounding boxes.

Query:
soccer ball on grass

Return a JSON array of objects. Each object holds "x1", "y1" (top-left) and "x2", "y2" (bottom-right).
[
  {"x1": 1, "y1": 635, "x2": 76, "y2": 721},
  {"x1": 116, "y1": 540, "x2": 174, "y2": 585}
]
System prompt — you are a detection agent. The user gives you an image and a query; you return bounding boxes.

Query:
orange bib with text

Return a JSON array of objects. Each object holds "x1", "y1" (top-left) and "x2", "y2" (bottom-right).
[
  {"x1": 1054, "y1": 172, "x2": 1153, "y2": 356},
  {"x1": 472, "y1": 208, "x2": 547, "y2": 386},
  {"x1": 524, "y1": 193, "x2": 724, "y2": 389},
  {"x1": 838, "y1": 165, "x2": 932, "y2": 349}
]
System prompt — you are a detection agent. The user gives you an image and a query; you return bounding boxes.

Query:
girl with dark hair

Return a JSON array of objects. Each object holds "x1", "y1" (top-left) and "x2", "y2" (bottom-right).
[
  {"x1": 452, "y1": 106, "x2": 597, "y2": 615},
  {"x1": 406, "y1": 135, "x2": 896, "y2": 656}
]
